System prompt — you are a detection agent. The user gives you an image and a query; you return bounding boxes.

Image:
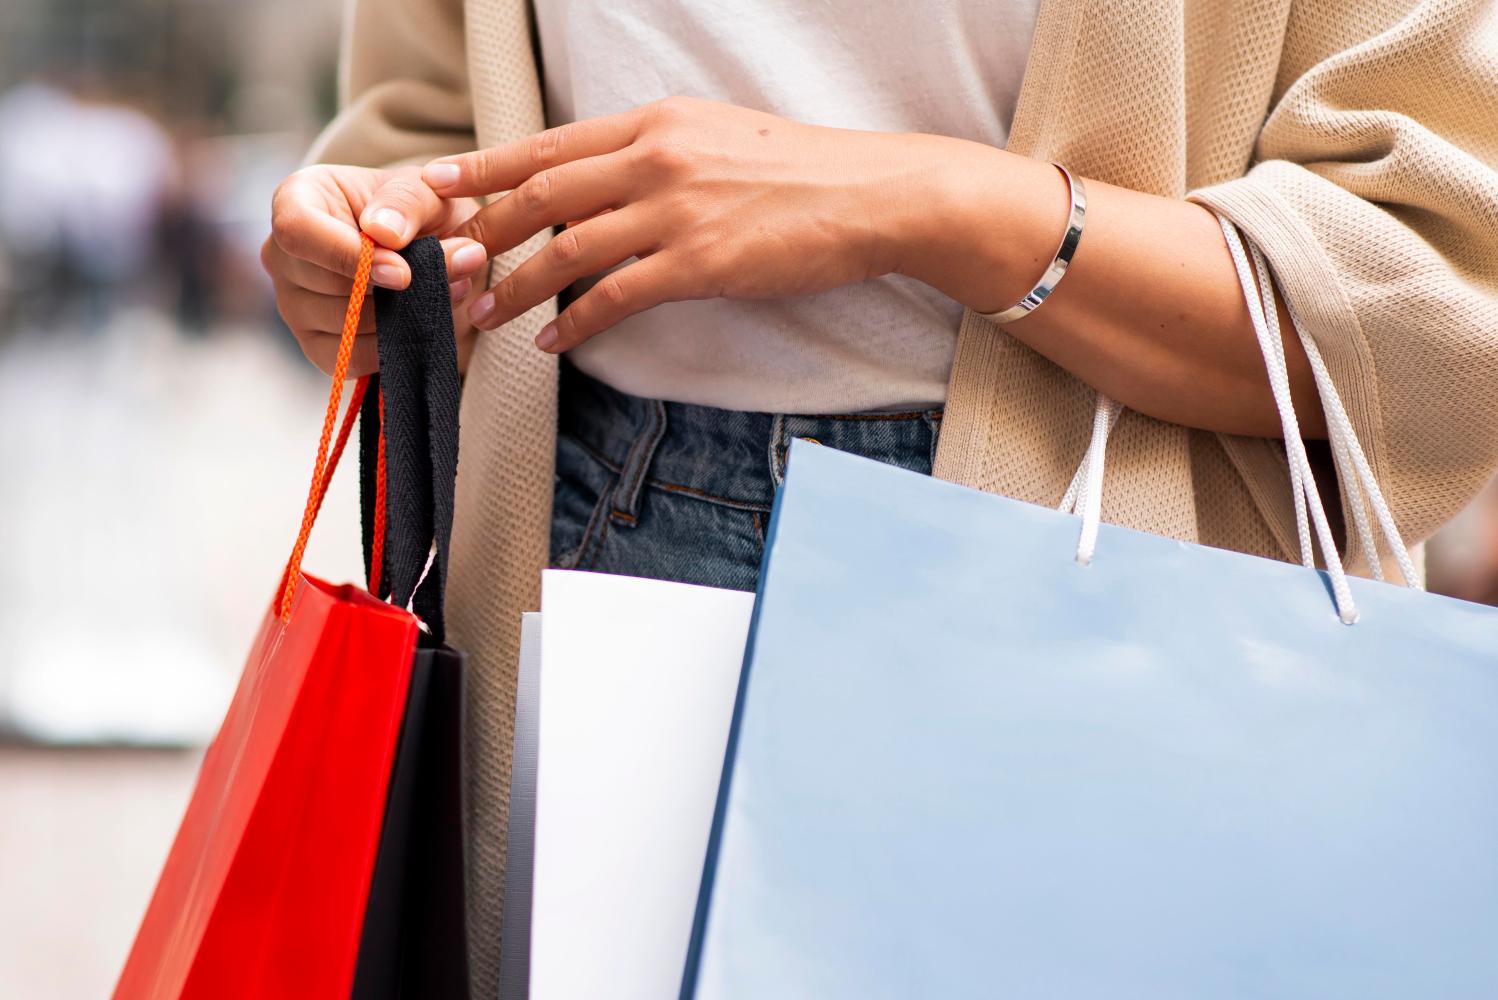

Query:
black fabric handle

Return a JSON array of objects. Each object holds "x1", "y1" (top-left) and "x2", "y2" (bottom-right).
[{"x1": 359, "y1": 236, "x2": 461, "y2": 644}]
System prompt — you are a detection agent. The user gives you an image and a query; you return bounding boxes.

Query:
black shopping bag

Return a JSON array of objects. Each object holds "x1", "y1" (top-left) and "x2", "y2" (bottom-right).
[{"x1": 352, "y1": 236, "x2": 470, "y2": 1000}]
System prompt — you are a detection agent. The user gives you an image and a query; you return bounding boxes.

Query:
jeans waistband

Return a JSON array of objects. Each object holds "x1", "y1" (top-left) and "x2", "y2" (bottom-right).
[{"x1": 557, "y1": 360, "x2": 942, "y2": 512}]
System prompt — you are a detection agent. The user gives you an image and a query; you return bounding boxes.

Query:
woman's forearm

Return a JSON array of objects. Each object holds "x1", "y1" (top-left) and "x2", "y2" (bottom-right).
[
  {"x1": 424, "y1": 99, "x2": 1324, "y2": 440},
  {"x1": 895, "y1": 143, "x2": 1326, "y2": 439}
]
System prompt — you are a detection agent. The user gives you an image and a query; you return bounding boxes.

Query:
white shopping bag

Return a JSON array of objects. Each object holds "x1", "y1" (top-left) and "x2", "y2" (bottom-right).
[
  {"x1": 498, "y1": 570, "x2": 755, "y2": 1000},
  {"x1": 498, "y1": 612, "x2": 543, "y2": 1000}
]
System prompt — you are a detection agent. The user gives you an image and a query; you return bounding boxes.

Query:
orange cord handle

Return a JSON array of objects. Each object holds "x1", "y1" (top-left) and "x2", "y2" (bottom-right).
[
  {"x1": 309, "y1": 376, "x2": 368, "y2": 531},
  {"x1": 277, "y1": 233, "x2": 376, "y2": 621}
]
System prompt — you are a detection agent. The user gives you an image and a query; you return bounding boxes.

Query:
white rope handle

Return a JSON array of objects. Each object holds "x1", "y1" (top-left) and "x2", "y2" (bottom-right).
[
  {"x1": 1225, "y1": 218, "x2": 1420, "y2": 592},
  {"x1": 1058, "y1": 394, "x2": 1121, "y2": 565},
  {"x1": 1058, "y1": 214, "x2": 1418, "y2": 624},
  {"x1": 1221, "y1": 218, "x2": 1361, "y2": 622}
]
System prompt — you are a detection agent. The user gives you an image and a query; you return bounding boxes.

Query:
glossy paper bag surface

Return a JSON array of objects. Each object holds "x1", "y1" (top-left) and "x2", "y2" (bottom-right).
[
  {"x1": 684, "y1": 441, "x2": 1498, "y2": 1000},
  {"x1": 113, "y1": 575, "x2": 419, "y2": 1000},
  {"x1": 351, "y1": 641, "x2": 469, "y2": 1000},
  {"x1": 532, "y1": 571, "x2": 754, "y2": 1000},
  {"x1": 117, "y1": 236, "x2": 468, "y2": 1000}
]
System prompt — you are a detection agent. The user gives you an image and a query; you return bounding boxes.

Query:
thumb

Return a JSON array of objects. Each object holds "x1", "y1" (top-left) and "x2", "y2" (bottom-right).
[{"x1": 358, "y1": 167, "x2": 448, "y2": 251}]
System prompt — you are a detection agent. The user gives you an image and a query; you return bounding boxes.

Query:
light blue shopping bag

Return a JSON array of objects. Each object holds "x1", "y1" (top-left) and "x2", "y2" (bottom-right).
[
  {"x1": 681, "y1": 438, "x2": 1498, "y2": 1000},
  {"x1": 683, "y1": 213, "x2": 1498, "y2": 1000}
]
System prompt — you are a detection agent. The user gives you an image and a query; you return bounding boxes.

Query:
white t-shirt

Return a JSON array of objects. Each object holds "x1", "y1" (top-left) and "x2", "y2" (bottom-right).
[{"x1": 534, "y1": 0, "x2": 1040, "y2": 412}]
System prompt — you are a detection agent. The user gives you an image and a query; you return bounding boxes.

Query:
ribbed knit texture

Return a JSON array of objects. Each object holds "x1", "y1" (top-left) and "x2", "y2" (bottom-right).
[{"x1": 312, "y1": 0, "x2": 1498, "y2": 993}]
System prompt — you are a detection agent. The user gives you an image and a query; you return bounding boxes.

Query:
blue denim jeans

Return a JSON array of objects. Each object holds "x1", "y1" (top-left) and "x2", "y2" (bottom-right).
[{"x1": 550, "y1": 361, "x2": 942, "y2": 592}]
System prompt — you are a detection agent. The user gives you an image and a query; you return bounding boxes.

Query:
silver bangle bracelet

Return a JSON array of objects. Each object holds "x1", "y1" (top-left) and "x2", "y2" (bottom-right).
[{"x1": 978, "y1": 162, "x2": 1086, "y2": 325}]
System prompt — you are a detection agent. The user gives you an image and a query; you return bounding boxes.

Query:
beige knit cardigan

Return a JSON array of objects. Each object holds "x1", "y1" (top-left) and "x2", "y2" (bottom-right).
[{"x1": 311, "y1": 0, "x2": 1498, "y2": 992}]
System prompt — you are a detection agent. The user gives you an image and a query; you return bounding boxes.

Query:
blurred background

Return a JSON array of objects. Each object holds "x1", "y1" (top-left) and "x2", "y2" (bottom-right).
[
  {"x1": 0, "y1": 1, "x2": 366, "y2": 996},
  {"x1": 0, "y1": 1, "x2": 1496, "y2": 997}
]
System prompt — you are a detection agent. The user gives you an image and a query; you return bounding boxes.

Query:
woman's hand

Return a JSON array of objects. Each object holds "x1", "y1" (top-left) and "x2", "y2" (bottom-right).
[
  {"x1": 425, "y1": 95, "x2": 1322, "y2": 438},
  {"x1": 261, "y1": 164, "x2": 490, "y2": 375},
  {"x1": 422, "y1": 96, "x2": 981, "y2": 353}
]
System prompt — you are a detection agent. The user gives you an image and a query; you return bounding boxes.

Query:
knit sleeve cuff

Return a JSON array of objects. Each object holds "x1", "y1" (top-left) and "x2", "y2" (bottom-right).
[
  {"x1": 1190, "y1": 162, "x2": 1390, "y2": 466},
  {"x1": 1188, "y1": 163, "x2": 1396, "y2": 556}
]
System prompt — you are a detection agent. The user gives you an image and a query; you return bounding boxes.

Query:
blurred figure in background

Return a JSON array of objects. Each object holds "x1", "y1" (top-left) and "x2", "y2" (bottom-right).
[
  {"x1": 0, "y1": 80, "x2": 74, "y2": 329},
  {"x1": 0, "y1": 75, "x2": 178, "y2": 331},
  {"x1": 0, "y1": 4, "x2": 351, "y2": 997},
  {"x1": 67, "y1": 80, "x2": 179, "y2": 327}
]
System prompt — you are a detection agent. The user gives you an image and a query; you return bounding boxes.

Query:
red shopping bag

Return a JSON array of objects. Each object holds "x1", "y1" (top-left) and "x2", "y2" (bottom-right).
[{"x1": 114, "y1": 235, "x2": 467, "y2": 999}]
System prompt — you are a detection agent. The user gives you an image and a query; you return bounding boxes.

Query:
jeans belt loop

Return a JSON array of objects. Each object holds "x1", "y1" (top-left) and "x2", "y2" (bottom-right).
[{"x1": 610, "y1": 398, "x2": 668, "y2": 527}]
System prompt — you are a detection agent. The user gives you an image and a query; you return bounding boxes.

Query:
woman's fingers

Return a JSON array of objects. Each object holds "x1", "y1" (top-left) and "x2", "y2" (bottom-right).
[
  {"x1": 534, "y1": 252, "x2": 683, "y2": 353},
  {"x1": 269, "y1": 177, "x2": 413, "y2": 290},
  {"x1": 275, "y1": 265, "x2": 473, "y2": 378},
  {"x1": 367, "y1": 236, "x2": 489, "y2": 290},
  {"x1": 358, "y1": 168, "x2": 450, "y2": 249},
  {"x1": 468, "y1": 208, "x2": 651, "y2": 331},
  {"x1": 273, "y1": 280, "x2": 378, "y2": 338},
  {"x1": 262, "y1": 238, "x2": 354, "y2": 295},
  {"x1": 301, "y1": 330, "x2": 382, "y2": 378},
  {"x1": 271, "y1": 274, "x2": 378, "y2": 377},
  {"x1": 366, "y1": 234, "x2": 487, "y2": 292},
  {"x1": 266, "y1": 162, "x2": 493, "y2": 378},
  {"x1": 454, "y1": 150, "x2": 635, "y2": 260},
  {"x1": 267, "y1": 235, "x2": 486, "y2": 302},
  {"x1": 423, "y1": 112, "x2": 641, "y2": 198},
  {"x1": 271, "y1": 173, "x2": 383, "y2": 278},
  {"x1": 445, "y1": 237, "x2": 489, "y2": 280}
]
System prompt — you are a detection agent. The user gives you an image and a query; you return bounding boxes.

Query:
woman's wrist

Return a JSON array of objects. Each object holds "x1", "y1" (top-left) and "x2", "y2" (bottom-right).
[
  {"x1": 886, "y1": 139, "x2": 1327, "y2": 439},
  {"x1": 889, "y1": 140, "x2": 1073, "y2": 316}
]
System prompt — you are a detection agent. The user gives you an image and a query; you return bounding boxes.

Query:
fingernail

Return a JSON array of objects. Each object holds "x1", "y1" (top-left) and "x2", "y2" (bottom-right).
[
  {"x1": 369, "y1": 208, "x2": 407, "y2": 240},
  {"x1": 535, "y1": 321, "x2": 559, "y2": 352},
  {"x1": 449, "y1": 278, "x2": 472, "y2": 301},
  {"x1": 423, "y1": 163, "x2": 461, "y2": 188},
  {"x1": 451, "y1": 243, "x2": 487, "y2": 274},
  {"x1": 371, "y1": 263, "x2": 404, "y2": 288},
  {"x1": 469, "y1": 291, "x2": 496, "y2": 327}
]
